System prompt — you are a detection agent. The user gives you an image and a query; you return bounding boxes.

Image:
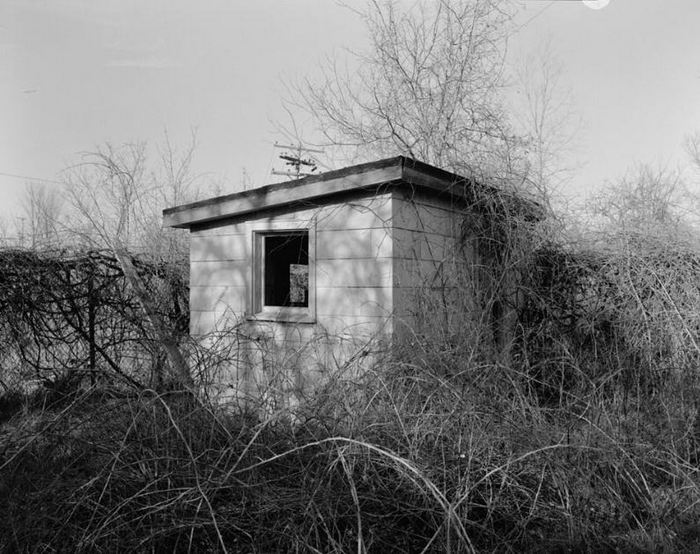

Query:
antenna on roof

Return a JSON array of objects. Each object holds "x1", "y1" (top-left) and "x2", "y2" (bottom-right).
[{"x1": 271, "y1": 142, "x2": 324, "y2": 179}]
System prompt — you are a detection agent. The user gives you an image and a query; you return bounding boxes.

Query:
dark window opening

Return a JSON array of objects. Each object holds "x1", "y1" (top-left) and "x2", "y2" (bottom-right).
[{"x1": 263, "y1": 232, "x2": 309, "y2": 307}]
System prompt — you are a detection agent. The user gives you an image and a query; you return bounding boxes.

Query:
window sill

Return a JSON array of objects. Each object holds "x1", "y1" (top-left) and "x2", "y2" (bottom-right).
[{"x1": 247, "y1": 308, "x2": 316, "y2": 324}]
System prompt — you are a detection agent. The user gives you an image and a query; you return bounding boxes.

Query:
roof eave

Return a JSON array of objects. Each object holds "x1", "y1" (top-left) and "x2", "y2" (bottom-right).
[
  {"x1": 163, "y1": 159, "x2": 408, "y2": 228},
  {"x1": 161, "y1": 156, "x2": 540, "y2": 229}
]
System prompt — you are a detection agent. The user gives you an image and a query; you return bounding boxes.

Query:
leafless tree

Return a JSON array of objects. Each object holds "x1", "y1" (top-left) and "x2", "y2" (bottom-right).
[
  {"x1": 590, "y1": 164, "x2": 688, "y2": 239},
  {"x1": 59, "y1": 136, "x2": 203, "y2": 388},
  {"x1": 684, "y1": 131, "x2": 700, "y2": 174},
  {"x1": 289, "y1": 0, "x2": 526, "y2": 184},
  {"x1": 0, "y1": 216, "x2": 14, "y2": 247},
  {"x1": 512, "y1": 41, "x2": 580, "y2": 202},
  {"x1": 21, "y1": 182, "x2": 65, "y2": 249}
]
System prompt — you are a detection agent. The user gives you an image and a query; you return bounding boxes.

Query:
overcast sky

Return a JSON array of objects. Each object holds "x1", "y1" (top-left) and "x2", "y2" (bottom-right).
[{"x1": 2, "y1": 0, "x2": 700, "y2": 227}]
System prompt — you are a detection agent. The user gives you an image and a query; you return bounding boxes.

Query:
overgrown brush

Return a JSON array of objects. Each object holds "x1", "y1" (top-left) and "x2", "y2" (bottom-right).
[
  {"x1": 2, "y1": 335, "x2": 699, "y2": 553},
  {"x1": 2, "y1": 222, "x2": 700, "y2": 551},
  {"x1": 0, "y1": 247, "x2": 188, "y2": 390}
]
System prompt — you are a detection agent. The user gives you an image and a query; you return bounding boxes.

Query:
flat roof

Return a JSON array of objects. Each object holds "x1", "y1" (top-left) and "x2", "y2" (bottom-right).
[{"x1": 163, "y1": 156, "x2": 537, "y2": 228}]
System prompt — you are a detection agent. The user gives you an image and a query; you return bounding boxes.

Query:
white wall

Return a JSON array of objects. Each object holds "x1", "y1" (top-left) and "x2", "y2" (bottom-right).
[{"x1": 188, "y1": 192, "x2": 395, "y2": 407}]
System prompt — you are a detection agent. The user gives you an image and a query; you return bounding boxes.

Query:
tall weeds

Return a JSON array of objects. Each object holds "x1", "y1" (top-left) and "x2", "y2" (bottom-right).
[{"x1": 2, "y1": 318, "x2": 699, "y2": 553}]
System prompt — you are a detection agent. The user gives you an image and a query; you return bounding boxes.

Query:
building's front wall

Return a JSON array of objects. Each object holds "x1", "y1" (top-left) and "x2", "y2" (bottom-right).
[{"x1": 188, "y1": 191, "x2": 395, "y2": 407}]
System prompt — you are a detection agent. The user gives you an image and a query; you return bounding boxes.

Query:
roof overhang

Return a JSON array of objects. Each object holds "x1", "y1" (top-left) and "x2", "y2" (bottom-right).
[{"x1": 163, "y1": 156, "x2": 538, "y2": 229}]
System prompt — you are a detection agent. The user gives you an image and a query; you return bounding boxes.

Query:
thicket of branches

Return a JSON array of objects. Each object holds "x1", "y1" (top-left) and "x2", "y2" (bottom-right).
[{"x1": 0, "y1": 248, "x2": 187, "y2": 393}]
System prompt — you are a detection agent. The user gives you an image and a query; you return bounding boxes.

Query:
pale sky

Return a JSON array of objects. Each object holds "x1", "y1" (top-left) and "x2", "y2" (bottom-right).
[{"x1": 2, "y1": 0, "x2": 700, "y2": 228}]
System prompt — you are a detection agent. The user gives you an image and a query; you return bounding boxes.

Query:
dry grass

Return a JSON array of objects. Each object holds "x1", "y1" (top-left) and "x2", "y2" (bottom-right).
[{"x1": 1, "y1": 335, "x2": 699, "y2": 553}]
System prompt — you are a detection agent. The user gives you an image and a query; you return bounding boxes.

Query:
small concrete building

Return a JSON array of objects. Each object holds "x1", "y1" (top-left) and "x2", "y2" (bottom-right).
[{"x1": 163, "y1": 156, "x2": 534, "y2": 406}]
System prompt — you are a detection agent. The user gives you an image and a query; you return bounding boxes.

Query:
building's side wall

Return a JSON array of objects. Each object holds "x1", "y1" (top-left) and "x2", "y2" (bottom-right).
[
  {"x1": 188, "y1": 192, "x2": 394, "y2": 407},
  {"x1": 391, "y1": 191, "x2": 487, "y2": 349}
]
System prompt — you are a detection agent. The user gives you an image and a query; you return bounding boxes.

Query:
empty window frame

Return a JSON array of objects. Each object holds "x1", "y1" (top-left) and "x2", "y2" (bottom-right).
[{"x1": 252, "y1": 228, "x2": 314, "y2": 322}]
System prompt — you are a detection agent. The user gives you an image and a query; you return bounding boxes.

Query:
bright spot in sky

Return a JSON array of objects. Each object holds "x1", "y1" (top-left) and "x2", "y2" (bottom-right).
[{"x1": 582, "y1": 0, "x2": 610, "y2": 9}]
